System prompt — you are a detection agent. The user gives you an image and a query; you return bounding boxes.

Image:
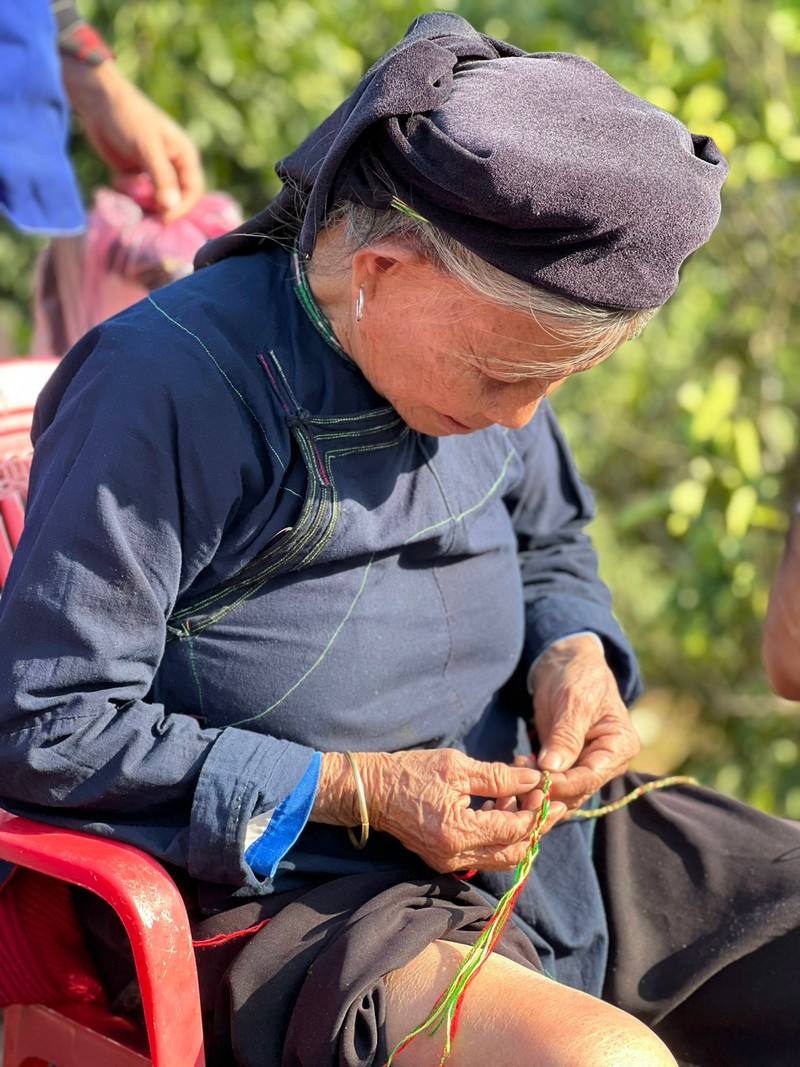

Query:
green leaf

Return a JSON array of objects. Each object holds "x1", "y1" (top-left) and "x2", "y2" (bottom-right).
[{"x1": 725, "y1": 485, "x2": 758, "y2": 539}]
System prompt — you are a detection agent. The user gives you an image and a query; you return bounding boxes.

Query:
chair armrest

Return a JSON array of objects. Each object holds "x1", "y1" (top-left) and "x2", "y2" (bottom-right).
[{"x1": 0, "y1": 810, "x2": 204, "y2": 1067}]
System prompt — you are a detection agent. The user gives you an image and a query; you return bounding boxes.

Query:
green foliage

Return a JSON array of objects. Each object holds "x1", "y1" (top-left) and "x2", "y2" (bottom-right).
[
  {"x1": 1, "y1": 0, "x2": 797, "y2": 810},
  {"x1": 525, "y1": 0, "x2": 800, "y2": 812}
]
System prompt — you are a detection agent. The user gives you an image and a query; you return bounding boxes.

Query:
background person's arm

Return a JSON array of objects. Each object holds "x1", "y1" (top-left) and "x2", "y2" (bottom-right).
[
  {"x1": 53, "y1": 0, "x2": 203, "y2": 219},
  {"x1": 763, "y1": 513, "x2": 800, "y2": 699}
]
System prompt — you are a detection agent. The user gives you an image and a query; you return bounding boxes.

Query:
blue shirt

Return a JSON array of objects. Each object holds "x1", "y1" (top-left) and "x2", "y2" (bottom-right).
[{"x1": 0, "y1": 1, "x2": 85, "y2": 234}]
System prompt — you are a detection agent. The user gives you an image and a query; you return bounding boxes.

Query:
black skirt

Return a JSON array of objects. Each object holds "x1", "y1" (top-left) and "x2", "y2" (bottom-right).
[{"x1": 75, "y1": 774, "x2": 800, "y2": 1067}]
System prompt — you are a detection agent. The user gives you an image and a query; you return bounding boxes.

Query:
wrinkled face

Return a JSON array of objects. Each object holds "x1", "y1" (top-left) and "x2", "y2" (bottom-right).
[{"x1": 348, "y1": 257, "x2": 605, "y2": 436}]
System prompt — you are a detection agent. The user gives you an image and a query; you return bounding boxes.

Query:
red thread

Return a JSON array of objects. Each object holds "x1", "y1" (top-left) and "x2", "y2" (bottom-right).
[{"x1": 192, "y1": 916, "x2": 271, "y2": 948}]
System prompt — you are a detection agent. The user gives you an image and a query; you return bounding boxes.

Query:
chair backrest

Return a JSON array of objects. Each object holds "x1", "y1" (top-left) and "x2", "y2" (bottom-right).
[
  {"x1": 0, "y1": 810, "x2": 205, "y2": 1067},
  {"x1": 0, "y1": 357, "x2": 206, "y2": 1065},
  {"x1": 0, "y1": 358, "x2": 58, "y2": 586}
]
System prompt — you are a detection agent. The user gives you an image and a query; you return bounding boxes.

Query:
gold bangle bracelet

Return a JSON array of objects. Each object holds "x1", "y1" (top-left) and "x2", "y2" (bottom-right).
[{"x1": 344, "y1": 751, "x2": 370, "y2": 850}]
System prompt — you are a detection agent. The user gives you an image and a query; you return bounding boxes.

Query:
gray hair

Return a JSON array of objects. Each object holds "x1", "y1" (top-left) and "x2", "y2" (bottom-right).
[{"x1": 321, "y1": 201, "x2": 657, "y2": 374}]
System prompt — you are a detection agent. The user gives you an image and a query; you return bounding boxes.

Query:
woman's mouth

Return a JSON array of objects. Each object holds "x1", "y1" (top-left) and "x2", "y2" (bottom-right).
[{"x1": 436, "y1": 412, "x2": 474, "y2": 434}]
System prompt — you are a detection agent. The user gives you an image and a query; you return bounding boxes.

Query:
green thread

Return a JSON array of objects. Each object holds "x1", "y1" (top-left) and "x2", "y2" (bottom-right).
[
  {"x1": 384, "y1": 775, "x2": 553, "y2": 1066},
  {"x1": 390, "y1": 196, "x2": 429, "y2": 224},
  {"x1": 291, "y1": 248, "x2": 353, "y2": 363},
  {"x1": 566, "y1": 775, "x2": 700, "y2": 820},
  {"x1": 385, "y1": 774, "x2": 701, "y2": 1066}
]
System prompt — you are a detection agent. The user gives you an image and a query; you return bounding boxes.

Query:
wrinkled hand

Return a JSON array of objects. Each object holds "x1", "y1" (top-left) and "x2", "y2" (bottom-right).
[
  {"x1": 525, "y1": 634, "x2": 640, "y2": 809},
  {"x1": 314, "y1": 749, "x2": 566, "y2": 873},
  {"x1": 62, "y1": 57, "x2": 204, "y2": 220}
]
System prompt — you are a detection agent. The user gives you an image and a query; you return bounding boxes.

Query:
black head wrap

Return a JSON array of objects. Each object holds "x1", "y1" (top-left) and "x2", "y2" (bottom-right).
[{"x1": 196, "y1": 12, "x2": 728, "y2": 310}]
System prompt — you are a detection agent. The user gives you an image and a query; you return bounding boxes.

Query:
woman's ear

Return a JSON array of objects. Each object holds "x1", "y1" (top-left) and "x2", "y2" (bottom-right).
[{"x1": 351, "y1": 242, "x2": 429, "y2": 293}]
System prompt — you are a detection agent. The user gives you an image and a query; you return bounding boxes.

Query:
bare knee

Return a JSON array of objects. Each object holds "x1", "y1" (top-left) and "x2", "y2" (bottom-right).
[
  {"x1": 384, "y1": 940, "x2": 677, "y2": 1067},
  {"x1": 558, "y1": 1010, "x2": 678, "y2": 1067},
  {"x1": 537, "y1": 986, "x2": 677, "y2": 1067}
]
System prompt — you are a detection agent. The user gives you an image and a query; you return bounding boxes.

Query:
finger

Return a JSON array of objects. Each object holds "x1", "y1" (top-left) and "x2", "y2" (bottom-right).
[
  {"x1": 165, "y1": 139, "x2": 204, "y2": 220},
  {"x1": 467, "y1": 806, "x2": 539, "y2": 849},
  {"x1": 547, "y1": 765, "x2": 605, "y2": 805},
  {"x1": 550, "y1": 731, "x2": 639, "y2": 805},
  {"x1": 448, "y1": 834, "x2": 533, "y2": 872},
  {"x1": 518, "y1": 783, "x2": 546, "y2": 812},
  {"x1": 139, "y1": 140, "x2": 184, "y2": 218},
  {"x1": 536, "y1": 714, "x2": 590, "y2": 774},
  {"x1": 174, "y1": 143, "x2": 204, "y2": 199},
  {"x1": 494, "y1": 795, "x2": 518, "y2": 813},
  {"x1": 467, "y1": 758, "x2": 541, "y2": 799},
  {"x1": 453, "y1": 805, "x2": 567, "y2": 870},
  {"x1": 512, "y1": 754, "x2": 537, "y2": 769}
]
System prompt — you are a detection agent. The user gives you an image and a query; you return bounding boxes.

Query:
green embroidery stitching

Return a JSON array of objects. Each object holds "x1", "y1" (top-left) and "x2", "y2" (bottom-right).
[
  {"x1": 147, "y1": 296, "x2": 287, "y2": 472},
  {"x1": 185, "y1": 628, "x2": 205, "y2": 715},
  {"x1": 227, "y1": 555, "x2": 376, "y2": 726},
  {"x1": 291, "y1": 248, "x2": 353, "y2": 364},
  {"x1": 404, "y1": 449, "x2": 517, "y2": 544}
]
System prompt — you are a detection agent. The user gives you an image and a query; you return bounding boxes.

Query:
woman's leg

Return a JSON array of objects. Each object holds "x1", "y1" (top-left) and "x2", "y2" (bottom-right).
[{"x1": 385, "y1": 940, "x2": 678, "y2": 1067}]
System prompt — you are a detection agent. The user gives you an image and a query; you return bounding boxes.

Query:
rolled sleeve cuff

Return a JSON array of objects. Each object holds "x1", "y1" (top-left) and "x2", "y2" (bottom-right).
[
  {"x1": 244, "y1": 752, "x2": 321, "y2": 879},
  {"x1": 523, "y1": 595, "x2": 642, "y2": 705},
  {"x1": 188, "y1": 727, "x2": 316, "y2": 887}
]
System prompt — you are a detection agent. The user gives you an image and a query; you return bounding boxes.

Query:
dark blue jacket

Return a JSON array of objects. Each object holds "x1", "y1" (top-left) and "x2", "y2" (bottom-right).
[{"x1": 0, "y1": 249, "x2": 639, "y2": 917}]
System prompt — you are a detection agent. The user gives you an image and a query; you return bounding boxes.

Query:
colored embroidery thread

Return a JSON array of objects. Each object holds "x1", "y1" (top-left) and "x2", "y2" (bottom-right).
[
  {"x1": 383, "y1": 773, "x2": 699, "y2": 1066},
  {"x1": 390, "y1": 196, "x2": 429, "y2": 224},
  {"x1": 566, "y1": 775, "x2": 699, "y2": 821}
]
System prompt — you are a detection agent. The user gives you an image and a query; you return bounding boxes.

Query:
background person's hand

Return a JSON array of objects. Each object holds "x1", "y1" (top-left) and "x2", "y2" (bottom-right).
[
  {"x1": 61, "y1": 55, "x2": 204, "y2": 221},
  {"x1": 314, "y1": 749, "x2": 566, "y2": 873},
  {"x1": 525, "y1": 634, "x2": 641, "y2": 810}
]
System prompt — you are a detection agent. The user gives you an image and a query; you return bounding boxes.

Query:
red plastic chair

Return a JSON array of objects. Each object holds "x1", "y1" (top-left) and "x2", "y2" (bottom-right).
[
  {"x1": 0, "y1": 812, "x2": 205, "y2": 1066},
  {"x1": 0, "y1": 358, "x2": 59, "y2": 587},
  {"x1": 0, "y1": 357, "x2": 206, "y2": 1065}
]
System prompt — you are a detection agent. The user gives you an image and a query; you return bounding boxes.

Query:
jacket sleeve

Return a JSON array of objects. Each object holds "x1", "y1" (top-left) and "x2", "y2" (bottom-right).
[
  {"x1": 0, "y1": 317, "x2": 316, "y2": 890},
  {"x1": 505, "y1": 401, "x2": 642, "y2": 705}
]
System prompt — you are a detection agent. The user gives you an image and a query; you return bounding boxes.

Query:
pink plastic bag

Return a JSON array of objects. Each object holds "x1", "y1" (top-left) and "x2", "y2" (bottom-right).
[{"x1": 33, "y1": 175, "x2": 242, "y2": 357}]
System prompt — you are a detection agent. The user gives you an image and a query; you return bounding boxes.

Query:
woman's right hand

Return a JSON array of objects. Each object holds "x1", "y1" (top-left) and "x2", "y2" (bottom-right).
[{"x1": 312, "y1": 749, "x2": 566, "y2": 873}]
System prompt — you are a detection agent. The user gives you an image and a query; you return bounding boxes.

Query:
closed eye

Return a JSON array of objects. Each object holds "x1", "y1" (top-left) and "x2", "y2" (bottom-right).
[{"x1": 482, "y1": 367, "x2": 546, "y2": 387}]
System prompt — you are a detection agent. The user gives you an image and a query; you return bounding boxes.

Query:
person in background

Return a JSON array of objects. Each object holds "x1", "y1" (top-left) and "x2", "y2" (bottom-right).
[
  {"x1": 0, "y1": 0, "x2": 203, "y2": 238},
  {"x1": 763, "y1": 506, "x2": 800, "y2": 698}
]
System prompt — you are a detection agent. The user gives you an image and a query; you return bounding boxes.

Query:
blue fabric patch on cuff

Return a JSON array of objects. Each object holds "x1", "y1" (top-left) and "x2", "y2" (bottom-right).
[{"x1": 244, "y1": 752, "x2": 322, "y2": 878}]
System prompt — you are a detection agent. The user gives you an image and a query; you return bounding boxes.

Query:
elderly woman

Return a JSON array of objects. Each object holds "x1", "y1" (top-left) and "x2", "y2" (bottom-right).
[{"x1": 1, "y1": 13, "x2": 799, "y2": 1067}]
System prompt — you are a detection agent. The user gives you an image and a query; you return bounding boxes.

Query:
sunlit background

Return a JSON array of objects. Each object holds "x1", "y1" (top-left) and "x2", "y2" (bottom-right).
[{"x1": 2, "y1": 0, "x2": 798, "y2": 813}]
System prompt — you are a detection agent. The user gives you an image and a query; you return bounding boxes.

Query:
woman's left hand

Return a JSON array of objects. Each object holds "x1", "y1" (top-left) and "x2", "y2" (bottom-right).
[{"x1": 522, "y1": 634, "x2": 640, "y2": 810}]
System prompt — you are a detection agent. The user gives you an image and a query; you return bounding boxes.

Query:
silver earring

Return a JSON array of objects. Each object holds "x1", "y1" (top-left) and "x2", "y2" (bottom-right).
[{"x1": 355, "y1": 286, "x2": 365, "y2": 323}]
